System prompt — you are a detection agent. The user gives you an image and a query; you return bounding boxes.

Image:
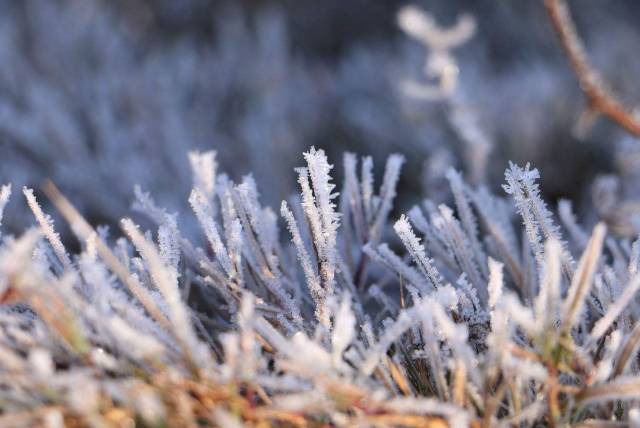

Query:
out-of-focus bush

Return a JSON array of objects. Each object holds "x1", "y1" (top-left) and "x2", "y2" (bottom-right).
[{"x1": 1, "y1": 0, "x2": 640, "y2": 234}]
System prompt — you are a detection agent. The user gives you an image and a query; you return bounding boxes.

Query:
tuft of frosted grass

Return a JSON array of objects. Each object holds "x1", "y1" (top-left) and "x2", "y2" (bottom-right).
[{"x1": 2, "y1": 147, "x2": 640, "y2": 426}]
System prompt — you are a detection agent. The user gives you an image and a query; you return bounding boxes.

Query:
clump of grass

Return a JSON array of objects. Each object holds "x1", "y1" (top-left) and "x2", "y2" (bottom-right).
[
  {"x1": 1, "y1": 5, "x2": 640, "y2": 427},
  {"x1": 0, "y1": 145, "x2": 638, "y2": 427}
]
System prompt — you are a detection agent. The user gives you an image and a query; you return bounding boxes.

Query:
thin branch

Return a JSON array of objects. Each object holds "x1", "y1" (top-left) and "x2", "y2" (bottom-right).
[{"x1": 544, "y1": 0, "x2": 640, "y2": 136}]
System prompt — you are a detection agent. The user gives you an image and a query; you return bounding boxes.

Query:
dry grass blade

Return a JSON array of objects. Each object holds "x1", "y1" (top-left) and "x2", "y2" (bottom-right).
[
  {"x1": 572, "y1": 421, "x2": 629, "y2": 428},
  {"x1": 364, "y1": 414, "x2": 449, "y2": 428},
  {"x1": 612, "y1": 323, "x2": 640, "y2": 378},
  {"x1": 576, "y1": 378, "x2": 640, "y2": 405},
  {"x1": 388, "y1": 356, "x2": 413, "y2": 396}
]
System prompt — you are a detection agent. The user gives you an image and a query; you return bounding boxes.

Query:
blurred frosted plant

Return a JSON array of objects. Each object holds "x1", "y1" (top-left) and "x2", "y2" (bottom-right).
[
  {"x1": 397, "y1": 4, "x2": 493, "y2": 191},
  {"x1": 0, "y1": 0, "x2": 634, "y2": 239},
  {"x1": 397, "y1": 5, "x2": 475, "y2": 100},
  {"x1": 0, "y1": 1, "x2": 322, "y2": 228},
  {"x1": 587, "y1": 137, "x2": 640, "y2": 238}
]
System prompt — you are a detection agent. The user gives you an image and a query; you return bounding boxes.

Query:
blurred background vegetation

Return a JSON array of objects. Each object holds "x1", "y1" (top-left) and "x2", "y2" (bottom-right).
[{"x1": 1, "y1": 0, "x2": 640, "y2": 236}]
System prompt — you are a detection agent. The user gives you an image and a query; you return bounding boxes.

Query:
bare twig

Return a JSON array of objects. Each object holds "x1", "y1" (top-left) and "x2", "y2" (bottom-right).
[{"x1": 544, "y1": 0, "x2": 640, "y2": 136}]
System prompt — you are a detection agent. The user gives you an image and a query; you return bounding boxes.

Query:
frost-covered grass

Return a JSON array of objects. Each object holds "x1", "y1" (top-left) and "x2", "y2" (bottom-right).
[
  {"x1": 2, "y1": 3, "x2": 640, "y2": 428},
  {"x1": 0, "y1": 147, "x2": 639, "y2": 427}
]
